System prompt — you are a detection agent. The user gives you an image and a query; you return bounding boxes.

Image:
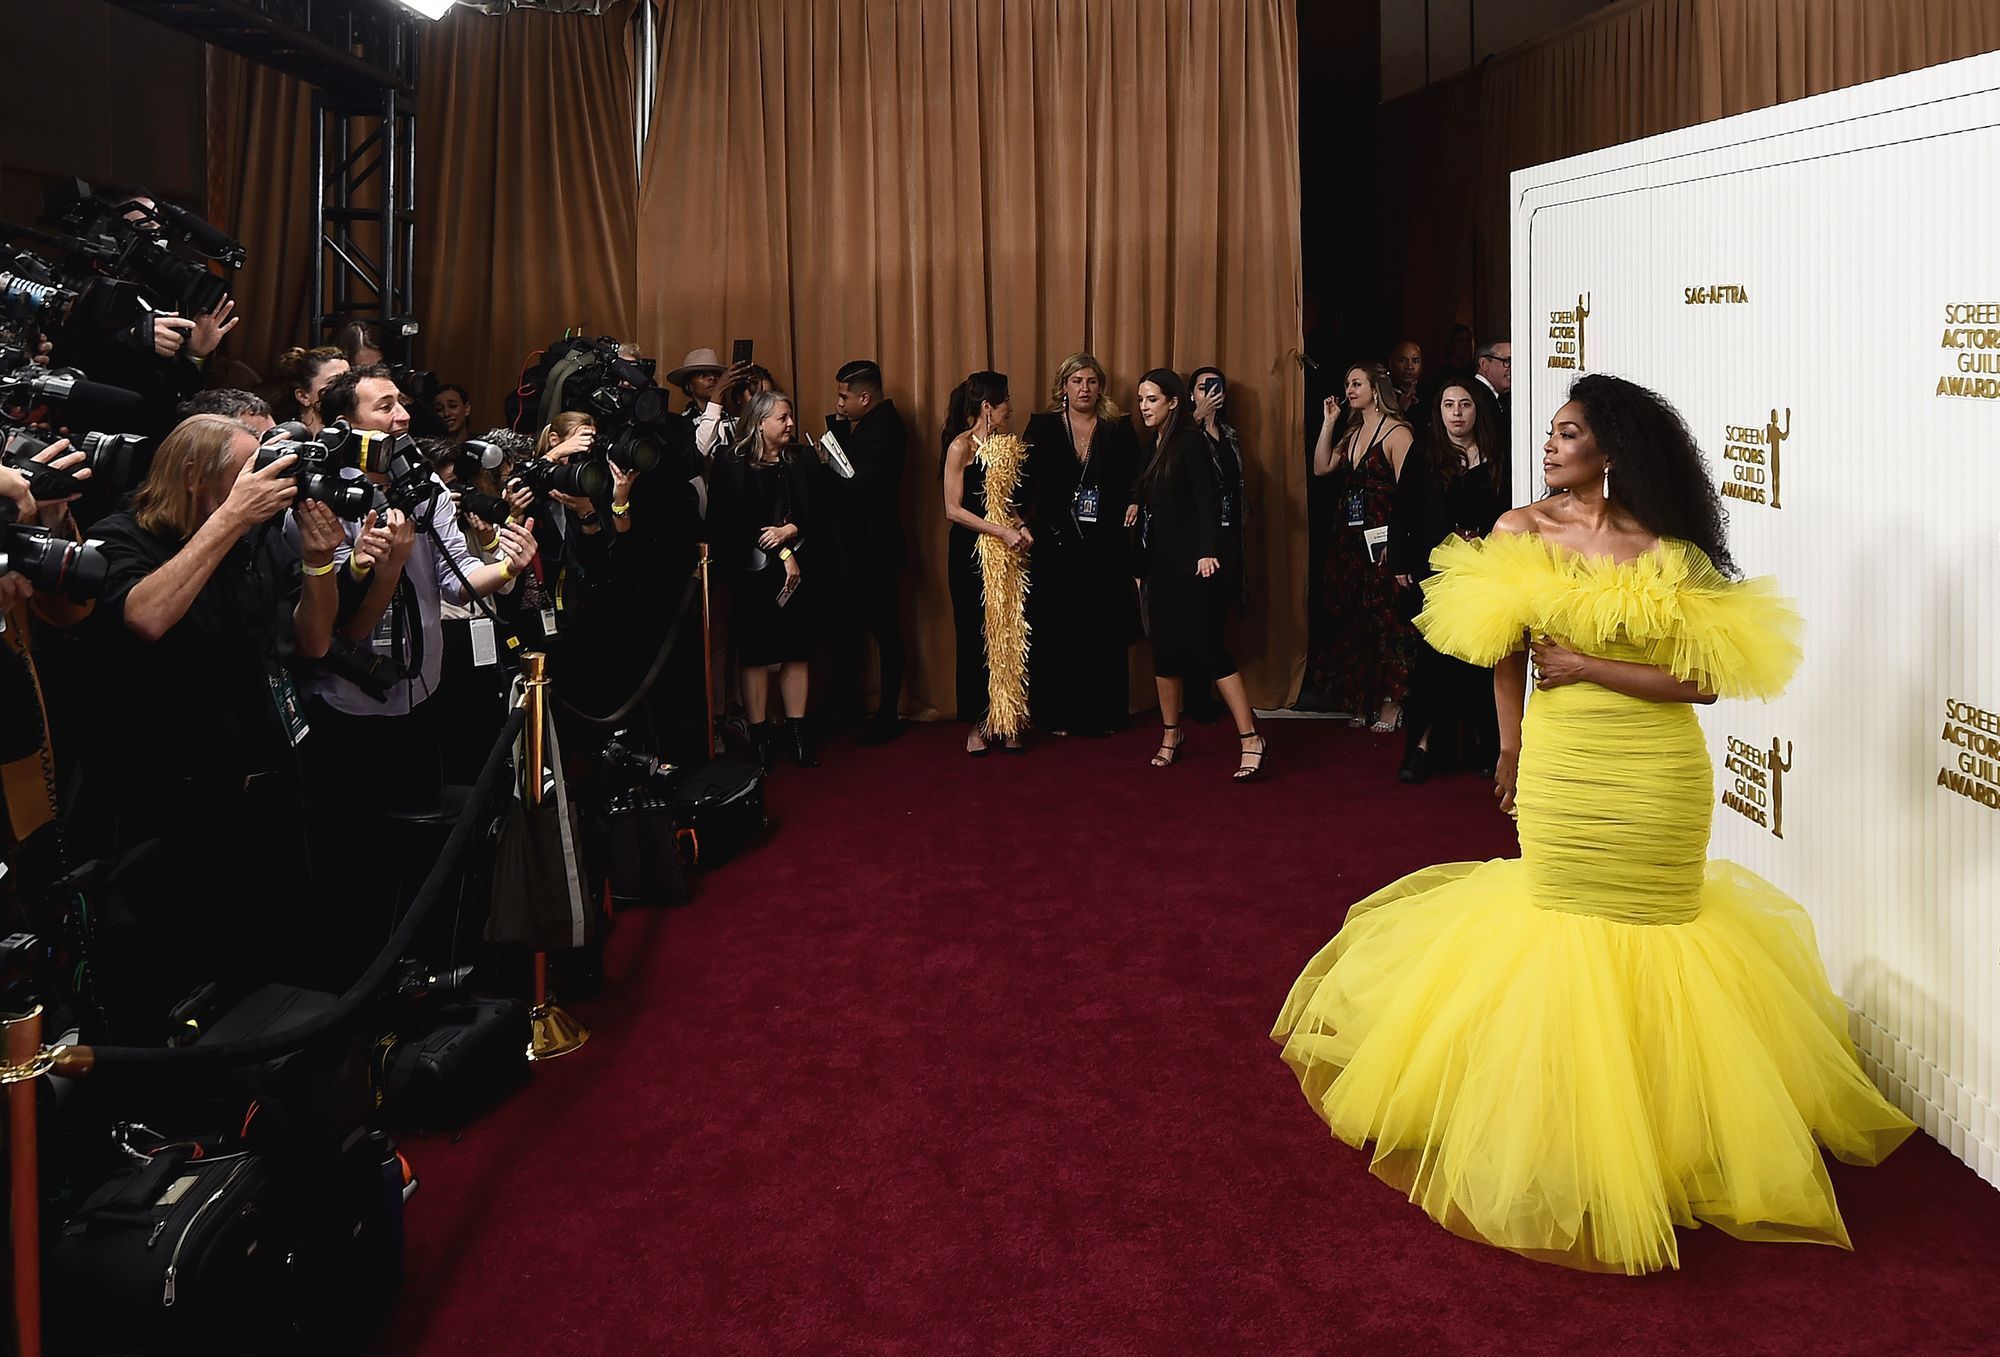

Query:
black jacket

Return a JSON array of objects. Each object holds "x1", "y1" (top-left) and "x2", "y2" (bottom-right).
[
  {"x1": 824, "y1": 399, "x2": 908, "y2": 572},
  {"x1": 1137, "y1": 424, "x2": 1218, "y2": 580}
]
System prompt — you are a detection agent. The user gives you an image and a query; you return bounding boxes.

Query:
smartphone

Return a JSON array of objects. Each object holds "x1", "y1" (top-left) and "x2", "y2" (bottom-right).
[{"x1": 731, "y1": 338, "x2": 754, "y2": 366}]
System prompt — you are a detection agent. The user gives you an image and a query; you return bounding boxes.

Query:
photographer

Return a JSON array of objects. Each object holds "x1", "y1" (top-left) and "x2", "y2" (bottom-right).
[
  {"x1": 306, "y1": 365, "x2": 535, "y2": 790},
  {"x1": 180, "y1": 386, "x2": 275, "y2": 435},
  {"x1": 78, "y1": 414, "x2": 347, "y2": 1001},
  {"x1": 0, "y1": 443, "x2": 97, "y2": 850}
]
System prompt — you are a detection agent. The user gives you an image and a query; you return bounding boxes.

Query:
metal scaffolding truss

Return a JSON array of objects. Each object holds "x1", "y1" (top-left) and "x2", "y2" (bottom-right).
[{"x1": 102, "y1": 0, "x2": 422, "y2": 356}]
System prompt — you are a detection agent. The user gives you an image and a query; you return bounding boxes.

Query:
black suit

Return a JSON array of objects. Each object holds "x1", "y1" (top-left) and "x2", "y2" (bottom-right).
[{"x1": 823, "y1": 399, "x2": 909, "y2": 721}]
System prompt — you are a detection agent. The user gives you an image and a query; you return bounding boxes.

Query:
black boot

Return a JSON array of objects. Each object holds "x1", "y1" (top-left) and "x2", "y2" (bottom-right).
[
  {"x1": 788, "y1": 718, "x2": 818, "y2": 768},
  {"x1": 1397, "y1": 743, "x2": 1430, "y2": 785},
  {"x1": 750, "y1": 721, "x2": 778, "y2": 772}
]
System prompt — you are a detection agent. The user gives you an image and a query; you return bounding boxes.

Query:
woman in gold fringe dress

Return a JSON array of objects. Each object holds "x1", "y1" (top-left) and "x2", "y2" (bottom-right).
[
  {"x1": 1273, "y1": 374, "x2": 1913, "y2": 1274},
  {"x1": 942, "y1": 371, "x2": 1033, "y2": 754}
]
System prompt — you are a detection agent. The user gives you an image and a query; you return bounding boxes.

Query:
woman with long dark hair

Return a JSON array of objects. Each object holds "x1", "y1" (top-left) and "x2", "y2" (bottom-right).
[
  {"x1": 1134, "y1": 369, "x2": 1264, "y2": 780},
  {"x1": 1023, "y1": 353, "x2": 1140, "y2": 737},
  {"x1": 1389, "y1": 379, "x2": 1509, "y2": 782},
  {"x1": 709, "y1": 389, "x2": 818, "y2": 769},
  {"x1": 942, "y1": 371, "x2": 1032, "y2": 754},
  {"x1": 1307, "y1": 361, "x2": 1416, "y2": 730},
  {"x1": 1187, "y1": 365, "x2": 1247, "y2": 618},
  {"x1": 1275, "y1": 374, "x2": 1911, "y2": 1274}
]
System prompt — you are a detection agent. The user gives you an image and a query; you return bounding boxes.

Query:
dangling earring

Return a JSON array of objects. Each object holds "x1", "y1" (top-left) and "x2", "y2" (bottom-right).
[{"x1": 1602, "y1": 464, "x2": 1612, "y2": 499}]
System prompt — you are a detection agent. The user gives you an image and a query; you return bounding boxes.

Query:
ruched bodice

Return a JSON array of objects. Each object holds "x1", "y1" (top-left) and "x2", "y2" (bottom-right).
[{"x1": 1273, "y1": 530, "x2": 1912, "y2": 1274}]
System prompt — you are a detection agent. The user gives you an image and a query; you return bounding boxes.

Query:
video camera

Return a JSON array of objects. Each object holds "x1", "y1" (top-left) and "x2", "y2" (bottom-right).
[
  {"x1": 0, "y1": 248, "x2": 83, "y2": 329},
  {"x1": 37, "y1": 180, "x2": 240, "y2": 319},
  {"x1": 532, "y1": 335, "x2": 697, "y2": 490}
]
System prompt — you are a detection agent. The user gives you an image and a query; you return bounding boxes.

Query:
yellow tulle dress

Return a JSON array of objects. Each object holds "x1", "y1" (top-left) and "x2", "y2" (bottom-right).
[{"x1": 1272, "y1": 532, "x2": 1914, "y2": 1274}]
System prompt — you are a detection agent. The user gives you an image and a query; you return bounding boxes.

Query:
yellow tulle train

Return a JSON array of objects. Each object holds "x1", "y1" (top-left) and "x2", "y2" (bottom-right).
[{"x1": 1273, "y1": 860, "x2": 1914, "y2": 1275}]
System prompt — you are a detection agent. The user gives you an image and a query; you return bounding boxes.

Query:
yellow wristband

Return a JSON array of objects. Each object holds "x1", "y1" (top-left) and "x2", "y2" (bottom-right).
[
  {"x1": 779, "y1": 547, "x2": 794, "y2": 561},
  {"x1": 302, "y1": 560, "x2": 336, "y2": 577},
  {"x1": 348, "y1": 558, "x2": 372, "y2": 580},
  {"x1": 611, "y1": 501, "x2": 630, "y2": 517},
  {"x1": 498, "y1": 560, "x2": 516, "y2": 582}
]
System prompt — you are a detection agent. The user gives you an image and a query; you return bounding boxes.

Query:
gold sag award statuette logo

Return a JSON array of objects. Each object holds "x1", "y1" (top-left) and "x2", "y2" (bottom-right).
[
  {"x1": 1722, "y1": 735, "x2": 1790, "y2": 838},
  {"x1": 1547, "y1": 291, "x2": 1589, "y2": 371},
  {"x1": 1938, "y1": 698, "x2": 2000, "y2": 810},
  {"x1": 1720, "y1": 408, "x2": 1790, "y2": 509},
  {"x1": 1683, "y1": 283, "x2": 1750, "y2": 305},
  {"x1": 1938, "y1": 303, "x2": 2000, "y2": 400}
]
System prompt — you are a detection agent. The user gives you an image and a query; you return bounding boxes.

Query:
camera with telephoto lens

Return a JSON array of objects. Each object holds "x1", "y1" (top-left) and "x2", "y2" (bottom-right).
[
  {"x1": 1, "y1": 425, "x2": 150, "y2": 502},
  {"x1": 510, "y1": 454, "x2": 610, "y2": 502},
  {"x1": 456, "y1": 487, "x2": 511, "y2": 527},
  {"x1": 253, "y1": 423, "x2": 376, "y2": 521},
  {"x1": 0, "y1": 496, "x2": 108, "y2": 601}
]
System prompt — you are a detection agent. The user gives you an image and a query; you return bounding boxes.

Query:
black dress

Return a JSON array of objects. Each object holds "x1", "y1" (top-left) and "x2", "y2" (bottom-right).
[
  {"x1": 709, "y1": 451, "x2": 817, "y2": 666},
  {"x1": 1138, "y1": 424, "x2": 1234, "y2": 683},
  {"x1": 947, "y1": 451, "x2": 990, "y2": 723},
  {"x1": 1390, "y1": 441, "x2": 1509, "y2": 767},
  {"x1": 1024, "y1": 411, "x2": 1140, "y2": 734}
]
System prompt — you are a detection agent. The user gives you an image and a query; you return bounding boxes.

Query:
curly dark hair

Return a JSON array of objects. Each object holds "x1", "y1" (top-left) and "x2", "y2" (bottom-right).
[{"x1": 1568, "y1": 374, "x2": 1736, "y2": 576}]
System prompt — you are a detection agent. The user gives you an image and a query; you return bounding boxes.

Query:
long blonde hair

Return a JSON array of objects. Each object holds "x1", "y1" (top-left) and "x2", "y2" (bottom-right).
[
  {"x1": 131, "y1": 415, "x2": 253, "y2": 539},
  {"x1": 1049, "y1": 353, "x2": 1124, "y2": 420}
]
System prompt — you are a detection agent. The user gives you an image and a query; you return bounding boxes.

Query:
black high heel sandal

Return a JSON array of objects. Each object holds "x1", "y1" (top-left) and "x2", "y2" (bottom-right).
[
  {"x1": 1234, "y1": 731, "x2": 1267, "y2": 782},
  {"x1": 1151, "y1": 724, "x2": 1184, "y2": 768}
]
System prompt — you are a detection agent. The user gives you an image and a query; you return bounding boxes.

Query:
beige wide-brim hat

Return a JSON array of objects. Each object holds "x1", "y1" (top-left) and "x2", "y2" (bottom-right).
[{"x1": 667, "y1": 347, "x2": 725, "y2": 386}]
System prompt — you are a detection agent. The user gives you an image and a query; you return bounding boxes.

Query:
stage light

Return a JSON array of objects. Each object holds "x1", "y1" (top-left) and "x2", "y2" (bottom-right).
[{"x1": 394, "y1": 0, "x2": 458, "y2": 19}]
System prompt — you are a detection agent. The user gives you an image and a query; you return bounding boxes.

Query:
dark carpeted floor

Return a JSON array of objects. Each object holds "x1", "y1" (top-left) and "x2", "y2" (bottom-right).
[{"x1": 373, "y1": 720, "x2": 2000, "y2": 1356}]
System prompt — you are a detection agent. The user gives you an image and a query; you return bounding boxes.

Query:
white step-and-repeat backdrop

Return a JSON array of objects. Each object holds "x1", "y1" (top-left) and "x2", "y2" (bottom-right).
[{"x1": 1512, "y1": 50, "x2": 2000, "y2": 1185}]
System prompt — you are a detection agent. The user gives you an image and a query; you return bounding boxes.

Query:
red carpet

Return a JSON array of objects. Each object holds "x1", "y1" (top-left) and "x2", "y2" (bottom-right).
[{"x1": 375, "y1": 720, "x2": 2000, "y2": 1356}]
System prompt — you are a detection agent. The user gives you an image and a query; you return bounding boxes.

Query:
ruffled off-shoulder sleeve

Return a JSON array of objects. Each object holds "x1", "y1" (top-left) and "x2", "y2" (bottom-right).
[
  {"x1": 1641, "y1": 544, "x2": 1803, "y2": 702},
  {"x1": 1412, "y1": 532, "x2": 1541, "y2": 666}
]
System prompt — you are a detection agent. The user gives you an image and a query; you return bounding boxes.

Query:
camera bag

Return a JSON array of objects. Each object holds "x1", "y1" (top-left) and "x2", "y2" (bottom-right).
[
  {"x1": 602, "y1": 787, "x2": 691, "y2": 904},
  {"x1": 48, "y1": 1145, "x2": 285, "y2": 1354},
  {"x1": 197, "y1": 983, "x2": 375, "y2": 1163},
  {"x1": 660, "y1": 758, "x2": 768, "y2": 868},
  {"x1": 280, "y1": 1132, "x2": 407, "y2": 1351},
  {"x1": 376, "y1": 996, "x2": 531, "y2": 1130}
]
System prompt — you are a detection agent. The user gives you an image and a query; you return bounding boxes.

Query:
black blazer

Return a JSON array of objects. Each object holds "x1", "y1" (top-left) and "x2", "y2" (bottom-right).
[
  {"x1": 825, "y1": 399, "x2": 909, "y2": 571},
  {"x1": 1138, "y1": 423, "x2": 1218, "y2": 580}
]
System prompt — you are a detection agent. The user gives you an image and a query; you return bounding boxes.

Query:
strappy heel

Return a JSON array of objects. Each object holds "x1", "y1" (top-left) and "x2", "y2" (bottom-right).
[
  {"x1": 1151, "y1": 724, "x2": 1184, "y2": 768},
  {"x1": 1234, "y1": 731, "x2": 1267, "y2": 782}
]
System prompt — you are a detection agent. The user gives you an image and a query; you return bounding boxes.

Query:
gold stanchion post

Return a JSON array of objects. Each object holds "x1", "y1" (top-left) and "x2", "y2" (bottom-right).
[
  {"x1": 699, "y1": 543, "x2": 715, "y2": 758},
  {"x1": 4, "y1": 1003, "x2": 45, "y2": 1357},
  {"x1": 520, "y1": 653, "x2": 589, "y2": 1060}
]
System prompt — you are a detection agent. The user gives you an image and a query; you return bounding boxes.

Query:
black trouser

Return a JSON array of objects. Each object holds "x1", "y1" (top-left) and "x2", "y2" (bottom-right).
[{"x1": 828, "y1": 560, "x2": 906, "y2": 722}]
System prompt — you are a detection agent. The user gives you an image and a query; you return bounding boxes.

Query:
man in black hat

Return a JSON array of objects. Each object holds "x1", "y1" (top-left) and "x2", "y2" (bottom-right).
[{"x1": 823, "y1": 359, "x2": 908, "y2": 743}]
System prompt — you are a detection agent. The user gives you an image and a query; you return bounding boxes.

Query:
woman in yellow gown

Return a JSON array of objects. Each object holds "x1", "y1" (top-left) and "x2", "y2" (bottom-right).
[{"x1": 1273, "y1": 375, "x2": 1913, "y2": 1274}]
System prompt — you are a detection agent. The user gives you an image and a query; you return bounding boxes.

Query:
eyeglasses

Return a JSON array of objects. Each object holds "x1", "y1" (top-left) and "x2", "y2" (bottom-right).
[{"x1": 1483, "y1": 355, "x2": 1512, "y2": 367}]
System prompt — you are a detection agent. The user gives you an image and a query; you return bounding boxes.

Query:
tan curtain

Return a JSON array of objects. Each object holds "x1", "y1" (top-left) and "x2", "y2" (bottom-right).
[
  {"x1": 1383, "y1": 0, "x2": 2000, "y2": 343},
  {"x1": 636, "y1": 0, "x2": 1306, "y2": 717},
  {"x1": 417, "y1": 2, "x2": 639, "y2": 425},
  {"x1": 203, "y1": 50, "x2": 316, "y2": 389}
]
